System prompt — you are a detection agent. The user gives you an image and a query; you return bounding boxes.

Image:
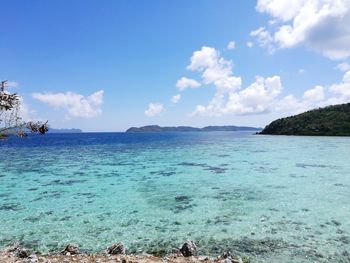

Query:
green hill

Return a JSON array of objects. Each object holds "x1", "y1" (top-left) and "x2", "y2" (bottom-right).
[{"x1": 260, "y1": 103, "x2": 350, "y2": 136}]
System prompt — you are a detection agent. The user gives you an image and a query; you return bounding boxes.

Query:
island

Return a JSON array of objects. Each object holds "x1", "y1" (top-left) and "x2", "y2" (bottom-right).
[
  {"x1": 126, "y1": 125, "x2": 262, "y2": 132},
  {"x1": 259, "y1": 103, "x2": 350, "y2": 136}
]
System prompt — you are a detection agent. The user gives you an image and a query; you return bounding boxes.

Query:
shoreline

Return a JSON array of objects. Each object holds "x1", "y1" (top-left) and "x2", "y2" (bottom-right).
[{"x1": 0, "y1": 243, "x2": 250, "y2": 263}]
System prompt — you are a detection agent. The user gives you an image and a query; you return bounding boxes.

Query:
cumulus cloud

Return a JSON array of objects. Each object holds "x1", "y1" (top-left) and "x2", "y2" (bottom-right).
[
  {"x1": 171, "y1": 94, "x2": 181, "y2": 104},
  {"x1": 176, "y1": 77, "x2": 201, "y2": 91},
  {"x1": 144, "y1": 103, "x2": 163, "y2": 117},
  {"x1": 32, "y1": 90, "x2": 104, "y2": 119},
  {"x1": 278, "y1": 71, "x2": 350, "y2": 114},
  {"x1": 329, "y1": 70, "x2": 350, "y2": 102},
  {"x1": 336, "y1": 62, "x2": 350, "y2": 71},
  {"x1": 187, "y1": 47, "x2": 232, "y2": 83},
  {"x1": 18, "y1": 96, "x2": 39, "y2": 122},
  {"x1": 302, "y1": 85, "x2": 325, "y2": 101},
  {"x1": 185, "y1": 46, "x2": 282, "y2": 116},
  {"x1": 252, "y1": 0, "x2": 350, "y2": 59},
  {"x1": 180, "y1": 46, "x2": 350, "y2": 118},
  {"x1": 193, "y1": 75, "x2": 282, "y2": 116},
  {"x1": 227, "y1": 41, "x2": 236, "y2": 50},
  {"x1": 250, "y1": 27, "x2": 275, "y2": 53}
]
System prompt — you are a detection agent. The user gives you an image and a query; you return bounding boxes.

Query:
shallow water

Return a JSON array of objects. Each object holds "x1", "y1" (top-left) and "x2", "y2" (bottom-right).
[{"x1": 0, "y1": 132, "x2": 350, "y2": 262}]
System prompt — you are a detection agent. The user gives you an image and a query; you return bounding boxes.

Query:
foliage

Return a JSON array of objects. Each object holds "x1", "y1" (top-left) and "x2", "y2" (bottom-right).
[
  {"x1": 0, "y1": 80, "x2": 48, "y2": 138},
  {"x1": 260, "y1": 103, "x2": 350, "y2": 136}
]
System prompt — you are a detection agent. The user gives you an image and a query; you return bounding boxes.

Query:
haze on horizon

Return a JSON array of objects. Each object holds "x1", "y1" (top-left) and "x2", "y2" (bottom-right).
[{"x1": 1, "y1": 0, "x2": 350, "y2": 132}]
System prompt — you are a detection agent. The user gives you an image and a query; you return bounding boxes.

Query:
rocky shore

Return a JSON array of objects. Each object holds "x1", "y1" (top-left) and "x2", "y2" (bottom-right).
[{"x1": 0, "y1": 242, "x2": 250, "y2": 263}]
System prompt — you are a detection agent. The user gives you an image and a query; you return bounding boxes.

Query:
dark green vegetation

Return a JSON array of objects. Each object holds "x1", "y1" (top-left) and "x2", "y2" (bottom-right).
[
  {"x1": 1, "y1": 80, "x2": 48, "y2": 138},
  {"x1": 126, "y1": 125, "x2": 261, "y2": 133},
  {"x1": 260, "y1": 103, "x2": 350, "y2": 136}
]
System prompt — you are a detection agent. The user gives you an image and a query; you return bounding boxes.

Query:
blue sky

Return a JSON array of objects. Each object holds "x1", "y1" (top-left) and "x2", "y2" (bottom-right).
[{"x1": 1, "y1": 0, "x2": 350, "y2": 131}]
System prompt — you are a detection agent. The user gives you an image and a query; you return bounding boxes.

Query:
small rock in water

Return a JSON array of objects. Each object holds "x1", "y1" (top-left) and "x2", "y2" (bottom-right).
[
  {"x1": 180, "y1": 240, "x2": 198, "y2": 257},
  {"x1": 106, "y1": 242, "x2": 126, "y2": 255},
  {"x1": 175, "y1": 195, "x2": 190, "y2": 202},
  {"x1": 62, "y1": 244, "x2": 79, "y2": 255},
  {"x1": 15, "y1": 248, "x2": 29, "y2": 258},
  {"x1": 331, "y1": 219, "x2": 341, "y2": 226}
]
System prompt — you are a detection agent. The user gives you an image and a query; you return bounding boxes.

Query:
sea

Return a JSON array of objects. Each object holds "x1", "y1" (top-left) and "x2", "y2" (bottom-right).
[{"x1": 0, "y1": 132, "x2": 349, "y2": 262}]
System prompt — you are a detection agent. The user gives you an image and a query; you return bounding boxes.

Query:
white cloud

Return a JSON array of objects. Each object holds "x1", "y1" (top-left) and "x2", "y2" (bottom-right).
[
  {"x1": 181, "y1": 46, "x2": 350, "y2": 118},
  {"x1": 171, "y1": 94, "x2": 181, "y2": 104},
  {"x1": 186, "y1": 46, "x2": 283, "y2": 116},
  {"x1": 193, "y1": 75, "x2": 282, "y2": 116},
  {"x1": 32, "y1": 90, "x2": 104, "y2": 119},
  {"x1": 298, "y1": 69, "x2": 305, "y2": 74},
  {"x1": 176, "y1": 77, "x2": 201, "y2": 91},
  {"x1": 253, "y1": 0, "x2": 350, "y2": 59},
  {"x1": 250, "y1": 27, "x2": 275, "y2": 53},
  {"x1": 18, "y1": 96, "x2": 41, "y2": 122},
  {"x1": 329, "y1": 70, "x2": 350, "y2": 102},
  {"x1": 278, "y1": 71, "x2": 350, "y2": 114},
  {"x1": 246, "y1": 41, "x2": 254, "y2": 48},
  {"x1": 187, "y1": 46, "x2": 233, "y2": 84},
  {"x1": 227, "y1": 41, "x2": 236, "y2": 50},
  {"x1": 1, "y1": 96, "x2": 36, "y2": 122},
  {"x1": 302, "y1": 85, "x2": 325, "y2": 101},
  {"x1": 144, "y1": 103, "x2": 163, "y2": 117},
  {"x1": 336, "y1": 62, "x2": 350, "y2": 71}
]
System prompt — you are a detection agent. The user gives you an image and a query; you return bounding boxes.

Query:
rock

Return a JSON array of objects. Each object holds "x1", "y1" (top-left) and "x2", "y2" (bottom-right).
[
  {"x1": 175, "y1": 195, "x2": 190, "y2": 202},
  {"x1": 14, "y1": 247, "x2": 29, "y2": 258},
  {"x1": 7, "y1": 244, "x2": 30, "y2": 258},
  {"x1": 28, "y1": 254, "x2": 39, "y2": 262},
  {"x1": 62, "y1": 244, "x2": 79, "y2": 255},
  {"x1": 169, "y1": 248, "x2": 182, "y2": 258},
  {"x1": 180, "y1": 240, "x2": 198, "y2": 257},
  {"x1": 221, "y1": 251, "x2": 232, "y2": 259},
  {"x1": 106, "y1": 242, "x2": 126, "y2": 255}
]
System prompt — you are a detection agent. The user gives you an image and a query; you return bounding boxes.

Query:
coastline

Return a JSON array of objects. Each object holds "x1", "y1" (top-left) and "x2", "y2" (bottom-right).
[{"x1": 0, "y1": 243, "x2": 250, "y2": 263}]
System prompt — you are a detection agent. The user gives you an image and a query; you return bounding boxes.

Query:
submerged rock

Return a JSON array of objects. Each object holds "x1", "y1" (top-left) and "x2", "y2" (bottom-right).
[
  {"x1": 106, "y1": 242, "x2": 126, "y2": 255},
  {"x1": 14, "y1": 248, "x2": 29, "y2": 258},
  {"x1": 180, "y1": 240, "x2": 198, "y2": 257},
  {"x1": 6, "y1": 244, "x2": 30, "y2": 258},
  {"x1": 175, "y1": 195, "x2": 191, "y2": 202},
  {"x1": 62, "y1": 244, "x2": 79, "y2": 255}
]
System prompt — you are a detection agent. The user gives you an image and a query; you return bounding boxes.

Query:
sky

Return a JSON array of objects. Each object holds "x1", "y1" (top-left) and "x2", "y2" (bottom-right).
[{"x1": 1, "y1": 0, "x2": 350, "y2": 132}]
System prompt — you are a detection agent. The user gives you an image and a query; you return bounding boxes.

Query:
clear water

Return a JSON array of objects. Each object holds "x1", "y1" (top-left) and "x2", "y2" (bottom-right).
[{"x1": 0, "y1": 132, "x2": 350, "y2": 262}]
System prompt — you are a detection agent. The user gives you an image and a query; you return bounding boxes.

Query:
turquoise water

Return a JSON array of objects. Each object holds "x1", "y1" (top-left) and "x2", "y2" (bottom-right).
[{"x1": 0, "y1": 132, "x2": 350, "y2": 262}]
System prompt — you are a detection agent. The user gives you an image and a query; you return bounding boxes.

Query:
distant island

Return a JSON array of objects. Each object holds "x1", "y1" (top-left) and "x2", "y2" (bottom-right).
[
  {"x1": 260, "y1": 103, "x2": 350, "y2": 136},
  {"x1": 47, "y1": 128, "x2": 82, "y2": 133},
  {"x1": 126, "y1": 125, "x2": 262, "y2": 133}
]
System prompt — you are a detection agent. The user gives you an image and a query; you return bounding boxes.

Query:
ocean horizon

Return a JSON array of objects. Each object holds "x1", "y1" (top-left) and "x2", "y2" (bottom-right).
[{"x1": 1, "y1": 132, "x2": 350, "y2": 262}]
